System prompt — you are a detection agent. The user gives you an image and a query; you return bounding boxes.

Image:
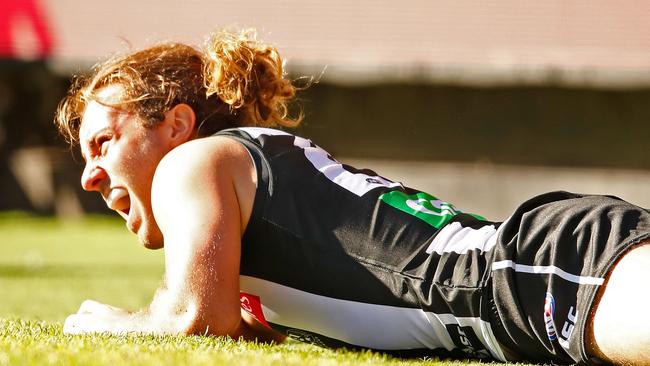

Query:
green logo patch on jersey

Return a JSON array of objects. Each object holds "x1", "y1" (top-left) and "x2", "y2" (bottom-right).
[{"x1": 379, "y1": 191, "x2": 484, "y2": 229}]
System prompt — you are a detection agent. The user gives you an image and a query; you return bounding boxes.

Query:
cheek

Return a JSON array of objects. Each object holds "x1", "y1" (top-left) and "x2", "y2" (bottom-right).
[
  {"x1": 122, "y1": 139, "x2": 166, "y2": 189},
  {"x1": 107, "y1": 147, "x2": 138, "y2": 180}
]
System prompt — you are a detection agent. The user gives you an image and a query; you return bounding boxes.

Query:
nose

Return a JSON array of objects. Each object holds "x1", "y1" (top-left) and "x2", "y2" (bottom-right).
[{"x1": 81, "y1": 163, "x2": 108, "y2": 192}]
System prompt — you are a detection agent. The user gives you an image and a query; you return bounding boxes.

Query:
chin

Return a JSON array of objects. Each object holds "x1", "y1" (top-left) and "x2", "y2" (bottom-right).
[
  {"x1": 137, "y1": 227, "x2": 164, "y2": 250},
  {"x1": 132, "y1": 215, "x2": 165, "y2": 249},
  {"x1": 142, "y1": 239, "x2": 164, "y2": 250}
]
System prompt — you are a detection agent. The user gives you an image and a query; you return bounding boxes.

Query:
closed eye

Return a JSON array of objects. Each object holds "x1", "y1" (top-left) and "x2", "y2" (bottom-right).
[{"x1": 96, "y1": 134, "x2": 112, "y2": 156}]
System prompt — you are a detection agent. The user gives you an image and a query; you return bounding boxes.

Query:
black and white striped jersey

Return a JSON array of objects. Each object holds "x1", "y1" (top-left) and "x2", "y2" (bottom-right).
[
  {"x1": 215, "y1": 127, "x2": 650, "y2": 365},
  {"x1": 216, "y1": 127, "x2": 508, "y2": 361}
]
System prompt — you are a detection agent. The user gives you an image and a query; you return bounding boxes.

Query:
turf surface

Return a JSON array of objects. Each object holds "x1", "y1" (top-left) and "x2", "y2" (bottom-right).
[{"x1": 0, "y1": 213, "x2": 531, "y2": 366}]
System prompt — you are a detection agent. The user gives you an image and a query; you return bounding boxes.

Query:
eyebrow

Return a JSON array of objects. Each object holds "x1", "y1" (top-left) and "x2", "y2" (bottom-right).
[{"x1": 81, "y1": 127, "x2": 111, "y2": 162}]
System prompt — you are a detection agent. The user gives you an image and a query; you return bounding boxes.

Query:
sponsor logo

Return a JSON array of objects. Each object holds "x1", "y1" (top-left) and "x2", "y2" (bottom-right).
[
  {"x1": 239, "y1": 292, "x2": 270, "y2": 328},
  {"x1": 406, "y1": 198, "x2": 459, "y2": 216},
  {"x1": 543, "y1": 292, "x2": 557, "y2": 340},
  {"x1": 380, "y1": 191, "x2": 484, "y2": 229},
  {"x1": 365, "y1": 177, "x2": 383, "y2": 184},
  {"x1": 543, "y1": 292, "x2": 578, "y2": 350},
  {"x1": 446, "y1": 324, "x2": 491, "y2": 359},
  {"x1": 286, "y1": 329, "x2": 327, "y2": 347},
  {"x1": 558, "y1": 306, "x2": 578, "y2": 350}
]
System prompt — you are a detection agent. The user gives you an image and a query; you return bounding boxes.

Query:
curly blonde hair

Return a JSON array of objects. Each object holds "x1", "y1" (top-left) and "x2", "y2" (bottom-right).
[{"x1": 55, "y1": 29, "x2": 301, "y2": 145}]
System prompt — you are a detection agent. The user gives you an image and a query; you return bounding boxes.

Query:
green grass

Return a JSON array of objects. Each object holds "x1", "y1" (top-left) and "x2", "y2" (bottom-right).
[
  {"x1": 0, "y1": 213, "x2": 163, "y2": 321},
  {"x1": 0, "y1": 213, "x2": 529, "y2": 366}
]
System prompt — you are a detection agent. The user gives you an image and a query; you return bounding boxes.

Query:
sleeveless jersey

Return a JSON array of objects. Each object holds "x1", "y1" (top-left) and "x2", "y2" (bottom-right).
[{"x1": 216, "y1": 127, "x2": 508, "y2": 361}]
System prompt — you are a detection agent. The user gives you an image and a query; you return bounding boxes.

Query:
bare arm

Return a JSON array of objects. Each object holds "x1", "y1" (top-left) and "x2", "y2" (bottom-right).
[{"x1": 64, "y1": 137, "x2": 279, "y2": 341}]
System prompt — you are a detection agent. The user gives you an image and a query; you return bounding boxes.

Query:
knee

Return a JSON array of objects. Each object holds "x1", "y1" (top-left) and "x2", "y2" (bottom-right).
[{"x1": 588, "y1": 242, "x2": 650, "y2": 365}]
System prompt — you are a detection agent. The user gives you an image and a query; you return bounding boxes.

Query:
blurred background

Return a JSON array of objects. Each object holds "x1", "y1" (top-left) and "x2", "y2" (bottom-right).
[{"x1": 2, "y1": 0, "x2": 650, "y2": 220}]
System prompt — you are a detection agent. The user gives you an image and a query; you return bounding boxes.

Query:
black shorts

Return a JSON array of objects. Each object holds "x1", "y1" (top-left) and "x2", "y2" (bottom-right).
[{"x1": 487, "y1": 191, "x2": 650, "y2": 365}]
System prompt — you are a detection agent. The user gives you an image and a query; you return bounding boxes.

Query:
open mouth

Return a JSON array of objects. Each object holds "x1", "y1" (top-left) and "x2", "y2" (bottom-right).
[
  {"x1": 119, "y1": 206, "x2": 130, "y2": 218},
  {"x1": 106, "y1": 188, "x2": 131, "y2": 220}
]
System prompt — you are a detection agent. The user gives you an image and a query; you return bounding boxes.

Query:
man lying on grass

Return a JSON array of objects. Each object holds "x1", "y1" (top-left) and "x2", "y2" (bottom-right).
[{"x1": 55, "y1": 29, "x2": 650, "y2": 365}]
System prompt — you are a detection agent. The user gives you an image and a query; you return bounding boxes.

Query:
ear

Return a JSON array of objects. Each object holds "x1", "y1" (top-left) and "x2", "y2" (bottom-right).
[{"x1": 162, "y1": 103, "x2": 196, "y2": 144}]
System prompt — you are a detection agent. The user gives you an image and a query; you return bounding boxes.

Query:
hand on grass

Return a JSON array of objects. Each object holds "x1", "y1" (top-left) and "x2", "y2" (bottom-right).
[
  {"x1": 63, "y1": 299, "x2": 131, "y2": 335},
  {"x1": 76, "y1": 299, "x2": 129, "y2": 317}
]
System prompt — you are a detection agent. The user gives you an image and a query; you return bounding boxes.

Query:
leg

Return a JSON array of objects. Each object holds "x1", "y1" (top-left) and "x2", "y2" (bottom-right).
[{"x1": 587, "y1": 241, "x2": 650, "y2": 365}]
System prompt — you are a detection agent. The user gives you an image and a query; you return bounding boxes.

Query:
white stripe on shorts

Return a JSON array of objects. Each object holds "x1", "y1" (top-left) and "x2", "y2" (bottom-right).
[{"x1": 491, "y1": 260, "x2": 604, "y2": 285}]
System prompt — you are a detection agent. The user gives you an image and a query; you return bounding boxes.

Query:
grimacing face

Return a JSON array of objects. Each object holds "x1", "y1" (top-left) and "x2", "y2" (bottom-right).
[{"x1": 78, "y1": 85, "x2": 172, "y2": 249}]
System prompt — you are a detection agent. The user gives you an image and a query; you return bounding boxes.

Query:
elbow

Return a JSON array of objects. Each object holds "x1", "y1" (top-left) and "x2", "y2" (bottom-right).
[
  {"x1": 178, "y1": 308, "x2": 244, "y2": 338},
  {"x1": 151, "y1": 296, "x2": 243, "y2": 337}
]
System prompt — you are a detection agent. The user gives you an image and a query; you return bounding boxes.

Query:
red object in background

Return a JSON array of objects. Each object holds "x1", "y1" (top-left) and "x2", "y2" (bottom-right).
[{"x1": 0, "y1": 0, "x2": 53, "y2": 59}]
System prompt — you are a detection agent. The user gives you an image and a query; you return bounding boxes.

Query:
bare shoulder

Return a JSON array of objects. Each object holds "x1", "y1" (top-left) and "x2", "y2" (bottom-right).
[
  {"x1": 156, "y1": 136, "x2": 252, "y2": 176},
  {"x1": 147, "y1": 136, "x2": 258, "y2": 337},
  {"x1": 151, "y1": 136, "x2": 257, "y2": 232}
]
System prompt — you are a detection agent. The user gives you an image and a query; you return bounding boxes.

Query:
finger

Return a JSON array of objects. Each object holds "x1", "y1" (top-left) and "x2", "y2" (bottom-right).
[
  {"x1": 63, "y1": 314, "x2": 84, "y2": 334},
  {"x1": 77, "y1": 299, "x2": 104, "y2": 314}
]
